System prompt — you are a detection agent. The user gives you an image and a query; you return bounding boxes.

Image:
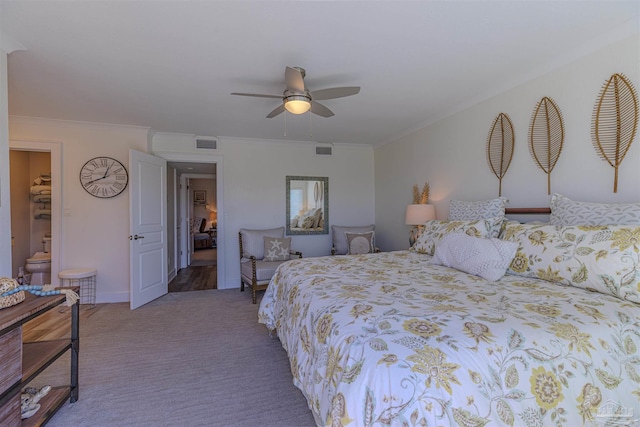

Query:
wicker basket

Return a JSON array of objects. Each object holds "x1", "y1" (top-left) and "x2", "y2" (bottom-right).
[
  {"x1": 0, "y1": 277, "x2": 25, "y2": 309},
  {"x1": 0, "y1": 290, "x2": 25, "y2": 309}
]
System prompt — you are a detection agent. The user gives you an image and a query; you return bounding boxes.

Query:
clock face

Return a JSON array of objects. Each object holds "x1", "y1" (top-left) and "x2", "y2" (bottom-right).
[{"x1": 80, "y1": 157, "x2": 129, "y2": 198}]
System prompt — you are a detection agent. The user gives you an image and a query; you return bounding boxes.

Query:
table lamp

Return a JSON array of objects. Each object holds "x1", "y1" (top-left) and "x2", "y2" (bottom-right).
[{"x1": 405, "y1": 204, "x2": 435, "y2": 246}]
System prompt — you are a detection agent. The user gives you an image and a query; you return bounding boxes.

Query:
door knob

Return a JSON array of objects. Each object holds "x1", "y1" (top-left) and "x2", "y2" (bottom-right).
[{"x1": 129, "y1": 235, "x2": 145, "y2": 240}]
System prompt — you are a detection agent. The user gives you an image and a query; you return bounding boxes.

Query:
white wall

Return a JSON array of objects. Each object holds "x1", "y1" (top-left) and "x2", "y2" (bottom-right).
[
  {"x1": 375, "y1": 35, "x2": 640, "y2": 251},
  {"x1": 152, "y1": 134, "x2": 375, "y2": 289},
  {"x1": 1, "y1": 122, "x2": 375, "y2": 300},
  {"x1": 9, "y1": 117, "x2": 150, "y2": 302},
  {"x1": 0, "y1": 49, "x2": 12, "y2": 276}
]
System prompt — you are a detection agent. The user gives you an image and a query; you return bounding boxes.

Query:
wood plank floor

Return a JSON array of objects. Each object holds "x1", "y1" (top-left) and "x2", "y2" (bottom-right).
[
  {"x1": 169, "y1": 248, "x2": 217, "y2": 292},
  {"x1": 168, "y1": 265, "x2": 217, "y2": 292}
]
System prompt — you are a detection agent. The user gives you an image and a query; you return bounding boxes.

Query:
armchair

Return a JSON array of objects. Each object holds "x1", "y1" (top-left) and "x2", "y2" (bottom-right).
[
  {"x1": 192, "y1": 217, "x2": 212, "y2": 249},
  {"x1": 331, "y1": 224, "x2": 379, "y2": 255},
  {"x1": 239, "y1": 227, "x2": 302, "y2": 303}
]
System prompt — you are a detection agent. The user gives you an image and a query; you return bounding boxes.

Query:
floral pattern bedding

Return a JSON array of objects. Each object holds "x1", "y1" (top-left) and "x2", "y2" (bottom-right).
[{"x1": 258, "y1": 251, "x2": 640, "y2": 427}]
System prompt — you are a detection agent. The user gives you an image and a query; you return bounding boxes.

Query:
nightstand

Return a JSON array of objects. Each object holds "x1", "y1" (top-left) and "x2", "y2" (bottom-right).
[{"x1": 207, "y1": 229, "x2": 217, "y2": 248}]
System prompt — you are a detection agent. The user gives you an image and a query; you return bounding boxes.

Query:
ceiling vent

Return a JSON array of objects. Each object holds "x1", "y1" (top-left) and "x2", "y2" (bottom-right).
[
  {"x1": 195, "y1": 137, "x2": 218, "y2": 150},
  {"x1": 315, "y1": 144, "x2": 333, "y2": 156}
]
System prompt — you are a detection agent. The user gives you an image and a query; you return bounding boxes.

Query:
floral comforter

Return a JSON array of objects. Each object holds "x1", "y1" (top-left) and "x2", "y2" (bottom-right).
[{"x1": 258, "y1": 251, "x2": 640, "y2": 427}]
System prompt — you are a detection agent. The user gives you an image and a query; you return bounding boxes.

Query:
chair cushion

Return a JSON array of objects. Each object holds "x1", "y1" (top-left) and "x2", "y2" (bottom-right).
[
  {"x1": 240, "y1": 227, "x2": 285, "y2": 260},
  {"x1": 240, "y1": 259, "x2": 286, "y2": 283},
  {"x1": 332, "y1": 225, "x2": 375, "y2": 255},
  {"x1": 264, "y1": 237, "x2": 291, "y2": 261}
]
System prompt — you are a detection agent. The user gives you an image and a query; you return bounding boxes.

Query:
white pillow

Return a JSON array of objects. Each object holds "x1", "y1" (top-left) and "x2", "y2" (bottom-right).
[
  {"x1": 431, "y1": 233, "x2": 518, "y2": 281},
  {"x1": 501, "y1": 221, "x2": 640, "y2": 303},
  {"x1": 550, "y1": 193, "x2": 640, "y2": 226}
]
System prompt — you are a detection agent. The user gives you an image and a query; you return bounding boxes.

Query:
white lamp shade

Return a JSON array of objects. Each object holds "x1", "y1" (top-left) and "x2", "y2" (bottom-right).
[
  {"x1": 405, "y1": 204, "x2": 435, "y2": 225},
  {"x1": 284, "y1": 97, "x2": 311, "y2": 114}
]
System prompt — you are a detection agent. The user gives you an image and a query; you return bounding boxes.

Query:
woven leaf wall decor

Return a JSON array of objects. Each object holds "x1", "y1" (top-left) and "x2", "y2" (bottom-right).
[
  {"x1": 528, "y1": 96, "x2": 564, "y2": 194},
  {"x1": 591, "y1": 73, "x2": 639, "y2": 193},
  {"x1": 486, "y1": 113, "x2": 514, "y2": 196}
]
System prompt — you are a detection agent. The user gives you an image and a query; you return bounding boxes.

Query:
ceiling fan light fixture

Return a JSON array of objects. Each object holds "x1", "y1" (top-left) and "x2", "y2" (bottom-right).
[{"x1": 284, "y1": 95, "x2": 311, "y2": 114}]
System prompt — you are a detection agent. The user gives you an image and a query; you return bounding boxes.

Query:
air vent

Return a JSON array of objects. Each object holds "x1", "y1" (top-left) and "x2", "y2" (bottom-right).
[
  {"x1": 315, "y1": 145, "x2": 333, "y2": 156},
  {"x1": 195, "y1": 137, "x2": 218, "y2": 150}
]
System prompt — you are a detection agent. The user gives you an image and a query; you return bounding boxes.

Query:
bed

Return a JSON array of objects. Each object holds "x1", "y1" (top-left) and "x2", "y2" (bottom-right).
[{"x1": 258, "y1": 195, "x2": 640, "y2": 426}]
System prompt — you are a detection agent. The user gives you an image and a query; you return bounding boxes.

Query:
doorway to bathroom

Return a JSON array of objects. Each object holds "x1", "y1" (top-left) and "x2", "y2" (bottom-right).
[{"x1": 8, "y1": 140, "x2": 62, "y2": 284}]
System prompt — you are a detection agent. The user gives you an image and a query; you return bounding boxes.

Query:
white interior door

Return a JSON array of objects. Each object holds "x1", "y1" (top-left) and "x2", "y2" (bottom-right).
[{"x1": 129, "y1": 149, "x2": 167, "y2": 309}]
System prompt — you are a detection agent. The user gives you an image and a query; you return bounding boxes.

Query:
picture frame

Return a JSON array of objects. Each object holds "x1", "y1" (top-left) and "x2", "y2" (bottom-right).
[{"x1": 193, "y1": 190, "x2": 206, "y2": 205}]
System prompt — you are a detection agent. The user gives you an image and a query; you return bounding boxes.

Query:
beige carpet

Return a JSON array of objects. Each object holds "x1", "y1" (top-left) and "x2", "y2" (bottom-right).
[{"x1": 34, "y1": 290, "x2": 316, "y2": 427}]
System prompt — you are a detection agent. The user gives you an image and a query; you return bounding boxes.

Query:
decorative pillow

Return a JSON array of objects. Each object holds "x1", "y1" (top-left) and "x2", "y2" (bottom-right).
[
  {"x1": 449, "y1": 198, "x2": 507, "y2": 238},
  {"x1": 313, "y1": 209, "x2": 323, "y2": 228},
  {"x1": 411, "y1": 219, "x2": 493, "y2": 255},
  {"x1": 449, "y1": 197, "x2": 508, "y2": 221},
  {"x1": 345, "y1": 231, "x2": 375, "y2": 255},
  {"x1": 501, "y1": 221, "x2": 640, "y2": 303},
  {"x1": 192, "y1": 217, "x2": 206, "y2": 234},
  {"x1": 290, "y1": 215, "x2": 300, "y2": 228},
  {"x1": 263, "y1": 237, "x2": 291, "y2": 261},
  {"x1": 431, "y1": 233, "x2": 518, "y2": 281},
  {"x1": 550, "y1": 193, "x2": 640, "y2": 226},
  {"x1": 332, "y1": 225, "x2": 375, "y2": 255},
  {"x1": 301, "y1": 216, "x2": 316, "y2": 229},
  {"x1": 240, "y1": 227, "x2": 285, "y2": 260}
]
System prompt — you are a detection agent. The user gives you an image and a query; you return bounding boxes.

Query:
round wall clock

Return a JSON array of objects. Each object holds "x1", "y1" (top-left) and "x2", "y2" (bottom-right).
[{"x1": 79, "y1": 156, "x2": 129, "y2": 198}]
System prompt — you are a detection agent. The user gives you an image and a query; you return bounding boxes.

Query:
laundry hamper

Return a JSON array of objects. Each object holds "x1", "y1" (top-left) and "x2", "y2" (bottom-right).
[{"x1": 58, "y1": 268, "x2": 97, "y2": 306}]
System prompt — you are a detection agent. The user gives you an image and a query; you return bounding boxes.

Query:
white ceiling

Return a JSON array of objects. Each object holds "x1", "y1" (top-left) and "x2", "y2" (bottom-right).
[{"x1": 2, "y1": 1, "x2": 638, "y2": 146}]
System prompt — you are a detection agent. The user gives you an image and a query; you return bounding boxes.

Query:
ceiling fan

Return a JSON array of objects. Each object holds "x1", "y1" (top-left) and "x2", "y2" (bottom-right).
[{"x1": 231, "y1": 66, "x2": 360, "y2": 118}]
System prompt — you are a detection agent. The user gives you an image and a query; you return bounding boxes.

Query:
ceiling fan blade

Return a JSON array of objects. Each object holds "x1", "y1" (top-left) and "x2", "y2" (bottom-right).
[
  {"x1": 310, "y1": 101, "x2": 334, "y2": 118},
  {"x1": 266, "y1": 104, "x2": 285, "y2": 118},
  {"x1": 311, "y1": 86, "x2": 360, "y2": 100},
  {"x1": 285, "y1": 66, "x2": 305, "y2": 92},
  {"x1": 231, "y1": 92, "x2": 282, "y2": 99}
]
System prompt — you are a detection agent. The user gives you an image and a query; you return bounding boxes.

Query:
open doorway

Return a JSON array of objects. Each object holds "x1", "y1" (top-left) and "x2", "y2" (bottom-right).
[
  {"x1": 167, "y1": 163, "x2": 218, "y2": 292},
  {"x1": 8, "y1": 140, "x2": 62, "y2": 285}
]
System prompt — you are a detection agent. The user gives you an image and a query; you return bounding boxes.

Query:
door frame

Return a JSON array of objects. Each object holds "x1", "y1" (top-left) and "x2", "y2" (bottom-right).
[
  {"x1": 154, "y1": 152, "x2": 225, "y2": 289},
  {"x1": 9, "y1": 139, "x2": 62, "y2": 285}
]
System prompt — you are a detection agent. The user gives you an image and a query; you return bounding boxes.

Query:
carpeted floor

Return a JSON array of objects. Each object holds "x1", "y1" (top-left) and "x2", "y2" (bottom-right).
[{"x1": 34, "y1": 290, "x2": 316, "y2": 427}]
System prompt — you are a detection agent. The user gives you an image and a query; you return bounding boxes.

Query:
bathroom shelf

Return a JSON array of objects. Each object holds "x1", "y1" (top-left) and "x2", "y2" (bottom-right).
[{"x1": 0, "y1": 288, "x2": 79, "y2": 426}]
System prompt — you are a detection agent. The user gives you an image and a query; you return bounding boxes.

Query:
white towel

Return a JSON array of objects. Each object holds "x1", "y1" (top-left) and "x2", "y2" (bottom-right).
[
  {"x1": 34, "y1": 208, "x2": 51, "y2": 219},
  {"x1": 31, "y1": 185, "x2": 52, "y2": 195},
  {"x1": 33, "y1": 194, "x2": 51, "y2": 203}
]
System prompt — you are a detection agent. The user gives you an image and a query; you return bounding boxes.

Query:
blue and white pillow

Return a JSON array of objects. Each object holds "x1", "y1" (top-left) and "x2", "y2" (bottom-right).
[{"x1": 550, "y1": 193, "x2": 640, "y2": 226}]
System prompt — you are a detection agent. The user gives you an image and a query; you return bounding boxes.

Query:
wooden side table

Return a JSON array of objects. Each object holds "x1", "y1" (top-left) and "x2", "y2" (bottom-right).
[{"x1": 207, "y1": 229, "x2": 217, "y2": 248}]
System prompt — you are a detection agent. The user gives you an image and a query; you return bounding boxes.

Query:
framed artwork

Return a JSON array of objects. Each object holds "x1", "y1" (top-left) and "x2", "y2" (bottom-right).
[{"x1": 193, "y1": 190, "x2": 206, "y2": 205}]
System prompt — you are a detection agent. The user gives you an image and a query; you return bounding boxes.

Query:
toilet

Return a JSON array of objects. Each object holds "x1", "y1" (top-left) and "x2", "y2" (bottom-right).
[{"x1": 25, "y1": 236, "x2": 52, "y2": 286}]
